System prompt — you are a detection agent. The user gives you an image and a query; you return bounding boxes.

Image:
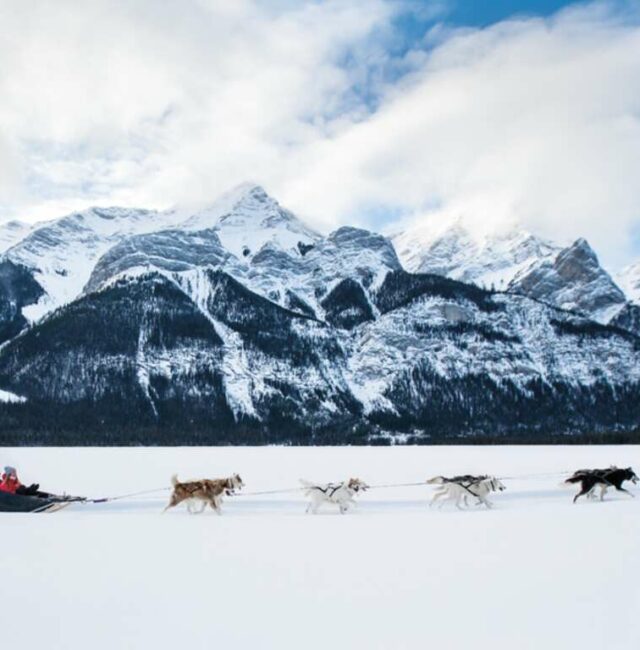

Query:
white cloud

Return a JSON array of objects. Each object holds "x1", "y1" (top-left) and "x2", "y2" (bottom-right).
[
  {"x1": 0, "y1": 0, "x2": 394, "y2": 216},
  {"x1": 1, "y1": 1, "x2": 640, "y2": 267},
  {"x1": 282, "y1": 2, "x2": 640, "y2": 268}
]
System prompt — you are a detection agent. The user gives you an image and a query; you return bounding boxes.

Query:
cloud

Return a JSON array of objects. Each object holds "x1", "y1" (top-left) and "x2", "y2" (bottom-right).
[
  {"x1": 282, "y1": 1, "x2": 640, "y2": 267},
  {"x1": 0, "y1": 0, "x2": 394, "y2": 216},
  {"x1": 1, "y1": 1, "x2": 640, "y2": 267}
]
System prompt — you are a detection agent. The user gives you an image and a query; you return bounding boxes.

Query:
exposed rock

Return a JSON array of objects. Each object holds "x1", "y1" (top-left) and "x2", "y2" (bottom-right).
[
  {"x1": 508, "y1": 238, "x2": 626, "y2": 320},
  {"x1": 0, "y1": 260, "x2": 44, "y2": 345}
]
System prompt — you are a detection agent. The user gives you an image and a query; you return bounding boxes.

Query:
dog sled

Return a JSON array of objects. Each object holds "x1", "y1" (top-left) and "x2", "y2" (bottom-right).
[{"x1": 0, "y1": 491, "x2": 85, "y2": 513}]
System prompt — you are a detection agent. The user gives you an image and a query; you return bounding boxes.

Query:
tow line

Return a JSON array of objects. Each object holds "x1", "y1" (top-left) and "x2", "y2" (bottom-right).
[
  {"x1": 87, "y1": 486, "x2": 171, "y2": 504},
  {"x1": 80, "y1": 471, "x2": 573, "y2": 505}
]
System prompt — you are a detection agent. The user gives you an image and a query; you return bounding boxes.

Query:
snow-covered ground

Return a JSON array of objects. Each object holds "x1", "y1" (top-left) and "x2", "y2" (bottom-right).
[{"x1": 1, "y1": 445, "x2": 638, "y2": 650}]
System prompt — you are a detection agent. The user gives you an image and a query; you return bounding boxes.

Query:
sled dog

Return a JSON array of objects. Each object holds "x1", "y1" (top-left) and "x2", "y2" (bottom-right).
[
  {"x1": 565, "y1": 466, "x2": 637, "y2": 503},
  {"x1": 300, "y1": 478, "x2": 369, "y2": 514},
  {"x1": 428, "y1": 475, "x2": 505, "y2": 510},
  {"x1": 164, "y1": 473, "x2": 244, "y2": 514}
]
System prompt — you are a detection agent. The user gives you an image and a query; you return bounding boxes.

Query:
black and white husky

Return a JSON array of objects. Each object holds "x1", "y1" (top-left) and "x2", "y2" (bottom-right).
[
  {"x1": 427, "y1": 475, "x2": 506, "y2": 510},
  {"x1": 565, "y1": 466, "x2": 638, "y2": 503},
  {"x1": 300, "y1": 478, "x2": 369, "y2": 514}
]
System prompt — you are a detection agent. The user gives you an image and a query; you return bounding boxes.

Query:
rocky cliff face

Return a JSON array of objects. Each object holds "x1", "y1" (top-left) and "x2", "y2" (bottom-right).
[
  {"x1": 0, "y1": 260, "x2": 44, "y2": 345},
  {"x1": 508, "y1": 238, "x2": 626, "y2": 322}
]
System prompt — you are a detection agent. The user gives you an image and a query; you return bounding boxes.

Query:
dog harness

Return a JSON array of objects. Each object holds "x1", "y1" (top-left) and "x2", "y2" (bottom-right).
[{"x1": 313, "y1": 483, "x2": 344, "y2": 498}]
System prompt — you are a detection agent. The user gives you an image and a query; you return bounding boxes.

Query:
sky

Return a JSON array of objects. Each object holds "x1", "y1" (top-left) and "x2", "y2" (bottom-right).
[{"x1": 1, "y1": 0, "x2": 639, "y2": 268}]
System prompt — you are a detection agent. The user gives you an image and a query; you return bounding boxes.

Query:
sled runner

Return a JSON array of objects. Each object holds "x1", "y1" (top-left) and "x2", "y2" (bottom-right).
[{"x1": 0, "y1": 491, "x2": 85, "y2": 513}]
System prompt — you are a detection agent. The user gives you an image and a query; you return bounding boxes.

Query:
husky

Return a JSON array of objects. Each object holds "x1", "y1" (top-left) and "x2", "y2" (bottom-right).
[
  {"x1": 300, "y1": 478, "x2": 369, "y2": 514},
  {"x1": 164, "y1": 474, "x2": 244, "y2": 514},
  {"x1": 428, "y1": 475, "x2": 506, "y2": 510},
  {"x1": 427, "y1": 474, "x2": 488, "y2": 507},
  {"x1": 567, "y1": 466, "x2": 616, "y2": 500},
  {"x1": 565, "y1": 467, "x2": 638, "y2": 503}
]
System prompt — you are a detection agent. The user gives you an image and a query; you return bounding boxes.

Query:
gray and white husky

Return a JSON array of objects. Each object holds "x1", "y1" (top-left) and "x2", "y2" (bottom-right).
[{"x1": 427, "y1": 475, "x2": 506, "y2": 510}]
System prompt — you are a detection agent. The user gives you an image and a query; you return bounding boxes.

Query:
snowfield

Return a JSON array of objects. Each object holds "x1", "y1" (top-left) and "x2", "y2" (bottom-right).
[{"x1": 1, "y1": 445, "x2": 639, "y2": 650}]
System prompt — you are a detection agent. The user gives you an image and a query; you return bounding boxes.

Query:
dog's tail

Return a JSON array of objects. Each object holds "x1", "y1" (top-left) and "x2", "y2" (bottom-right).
[
  {"x1": 426, "y1": 476, "x2": 446, "y2": 485},
  {"x1": 299, "y1": 479, "x2": 315, "y2": 495},
  {"x1": 171, "y1": 474, "x2": 179, "y2": 487},
  {"x1": 564, "y1": 475, "x2": 582, "y2": 484}
]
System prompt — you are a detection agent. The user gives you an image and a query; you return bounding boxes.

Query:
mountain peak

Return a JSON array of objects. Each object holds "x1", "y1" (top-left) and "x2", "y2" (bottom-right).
[
  {"x1": 556, "y1": 238, "x2": 600, "y2": 273},
  {"x1": 234, "y1": 182, "x2": 269, "y2": 201},
  {"x1": 509, "y1": 236, "x2": 625, "y2": 320},
  {"x1": 568, "y1": 237, "x2": 595, "y2": 255},
  {"x1": 178, "y1": 183, "x2": 321, "y2": 260}
]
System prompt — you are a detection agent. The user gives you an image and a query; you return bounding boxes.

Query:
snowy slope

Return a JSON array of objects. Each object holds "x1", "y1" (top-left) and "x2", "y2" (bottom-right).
[
  {"x1": 0, "y1": 220, "x2": 33, "y2": 253},
  {"x1": 391, "y1": 221, "x2": 559, "y2": 290},
  {"x1": 182, "y1": 183, "x2": 322, "y2": 258},
  {"x1": 1, "y1": 206, "x2": 177, "y2": 321},
  {"x1": 236, "y1": 225, "x2": 401, "y2": 318},
  {"x1": 349, "y1": 272, "x2": 640, "y2": 418},
  {"x1": 617, "y1": 260, "x2": 640, "y2": 304},
  {"x1": 1, "y1": 445, "x2": 639, "y2": 650},
  {"x1": 85, "y1": 228, "x2": 241, "y2": 294},
  {"x1": 0, "y1": 388, "x2": 26, "y2": 403}
]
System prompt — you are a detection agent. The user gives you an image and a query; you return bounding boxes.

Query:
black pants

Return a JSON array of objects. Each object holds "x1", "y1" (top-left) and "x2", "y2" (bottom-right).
[{"x1": 16, "y1": 483, "x2": 49, "y2": 498}]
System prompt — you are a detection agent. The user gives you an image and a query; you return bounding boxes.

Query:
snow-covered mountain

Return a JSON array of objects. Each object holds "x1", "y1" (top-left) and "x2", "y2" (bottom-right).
[
  {"x1": 1, "y1": 186, "x2": 640, "y2": 444},
  {"x1": 0, "y1": 185, "x2": 326, "y2": 327},
  {"x1": 1, "y1": 206, "x2": 175, "y2": 322},
  {"x1": 391, "y1": 222, "x2": 560, "y2": 290},
  {"x1": 391, "y1": 221, "x2": 631, "y2": 327},
  {"x1": 1, "y1": 265, "x2": 639, "y2": 444},
  {"x1": 84, "y1": 186, "x2": 401, "y2": 324}
]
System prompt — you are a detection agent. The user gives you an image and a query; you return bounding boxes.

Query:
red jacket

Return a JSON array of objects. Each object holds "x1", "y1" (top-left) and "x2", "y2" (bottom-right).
[{"x1": 0, "y1": 473, "x2": 21, "y2": 494}]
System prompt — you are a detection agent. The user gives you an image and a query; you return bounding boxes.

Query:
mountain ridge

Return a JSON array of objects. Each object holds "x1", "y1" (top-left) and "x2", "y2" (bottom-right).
[{"x1": 1, "y1": 186, "x2": 640, "y2": 443}]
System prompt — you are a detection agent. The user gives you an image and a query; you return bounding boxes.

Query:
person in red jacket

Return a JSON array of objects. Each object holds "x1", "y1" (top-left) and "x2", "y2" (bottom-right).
[
  {"x1": 0, "y1": 466, "x2": 41, "y2": 496},
  {"x1": 0, "y1": 466, "x2": 21, "y2": 493}
]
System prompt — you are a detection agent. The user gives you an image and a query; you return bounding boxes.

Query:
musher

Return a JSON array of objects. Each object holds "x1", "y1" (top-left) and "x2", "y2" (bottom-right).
[{"x1": 0, "y1": 466, "x2": 44, "y2": 496}]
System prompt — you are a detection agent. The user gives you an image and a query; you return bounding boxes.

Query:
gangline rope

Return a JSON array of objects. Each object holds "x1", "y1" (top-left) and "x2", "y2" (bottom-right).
[{"x1": 81, "y1": 470, "x2": 573, "y2": 504}]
